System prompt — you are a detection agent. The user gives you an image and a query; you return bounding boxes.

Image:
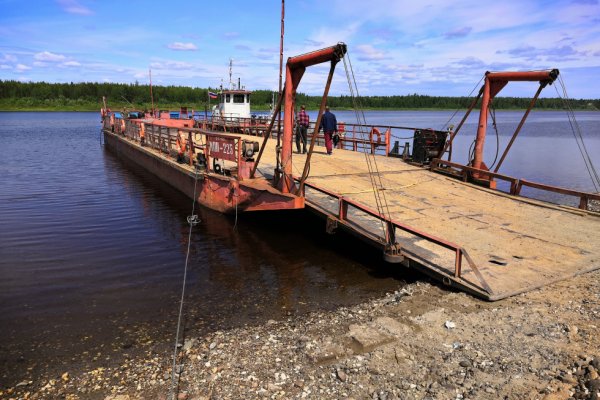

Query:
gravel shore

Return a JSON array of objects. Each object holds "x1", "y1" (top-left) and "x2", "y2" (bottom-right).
[{"x1": 3, "y1": 268, "x2": 599, "y2": 400}]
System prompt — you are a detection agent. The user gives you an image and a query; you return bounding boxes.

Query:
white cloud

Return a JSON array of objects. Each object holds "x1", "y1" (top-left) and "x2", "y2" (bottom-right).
[
  {"x1": 63, "y1": 61, "x2": 81, "y2": 67},
  {"x1": 34, "y1": 51, "x2": 66, "y2": 62},
  {"x1": 133, "y1": 72, "x2": 148, "y2": 79},
  {"x1": 56, "y1": 0, "x2": 93, "y2": 15},
  {"x1": 355, "y1": 44, "x2": 388, "y2": 61},
  {"x1": 0, "y1": 64, "x2": 11, "y2": 70},
  {"x1": 167, "y1": 42, "x2": 198, "y2": 51},
  {"x1": 16, "y1": 64, "x2": 31, "y2": 71},
  {"x1": 33, "y1": 61, "x2": 48, "y2": 67},
  {"x1": 2, "y1": 54, "x2": 17, "y2": 62},
  {"x1": 150, "y1": 60, "x2": 194, "y2": 70}
]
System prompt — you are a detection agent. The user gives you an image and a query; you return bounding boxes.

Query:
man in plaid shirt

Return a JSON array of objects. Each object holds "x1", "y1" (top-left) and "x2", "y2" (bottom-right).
[{"x1": 296, "y1": 105, "x2": 309, "y2": 154}]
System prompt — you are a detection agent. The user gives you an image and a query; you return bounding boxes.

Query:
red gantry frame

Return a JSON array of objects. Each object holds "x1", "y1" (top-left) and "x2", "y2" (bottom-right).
[{"x1": 439, "y1": 69, "x2": 560, "y2": 186}]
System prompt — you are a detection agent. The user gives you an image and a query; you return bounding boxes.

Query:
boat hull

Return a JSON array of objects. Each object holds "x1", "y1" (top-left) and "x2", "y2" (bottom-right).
[{"x1": 103, "y1": 130, "x2": 304, "y2": 213}]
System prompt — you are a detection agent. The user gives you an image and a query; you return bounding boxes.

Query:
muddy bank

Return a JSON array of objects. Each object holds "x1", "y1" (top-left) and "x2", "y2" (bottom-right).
[{"x1": 3, "y1": 269, "x2": 599, "y2": 400}]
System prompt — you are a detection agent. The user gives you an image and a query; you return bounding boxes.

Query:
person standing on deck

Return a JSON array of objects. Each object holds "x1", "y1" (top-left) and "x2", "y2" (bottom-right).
[
  {"x1": 319, "y1": 106, "x2": 337, "y2": 155},
  {"x1": 296, "y1": 105, "x2": 309, "y2": 154}
]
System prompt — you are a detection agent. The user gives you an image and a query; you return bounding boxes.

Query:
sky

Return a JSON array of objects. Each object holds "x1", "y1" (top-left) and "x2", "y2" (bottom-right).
[{"x1": 1, "y1": 0, "x2": 599, "y2": 98}]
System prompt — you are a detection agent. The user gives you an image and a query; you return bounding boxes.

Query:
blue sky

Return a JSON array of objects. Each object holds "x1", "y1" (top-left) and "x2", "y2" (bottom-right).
[{"x1": 1, "y1": 0, "x2": 599, "y2": 98}]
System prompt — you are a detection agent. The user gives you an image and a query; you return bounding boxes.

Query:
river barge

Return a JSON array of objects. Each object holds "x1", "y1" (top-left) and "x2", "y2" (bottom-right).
[{"x1": 102, "y1": 43, "x2": 600, "y2": 300}]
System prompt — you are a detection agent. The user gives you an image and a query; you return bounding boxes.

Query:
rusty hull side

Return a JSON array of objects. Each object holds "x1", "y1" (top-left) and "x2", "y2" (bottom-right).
[{"x1": 103, "y1": 130, "x2": 303, "y2": 213}]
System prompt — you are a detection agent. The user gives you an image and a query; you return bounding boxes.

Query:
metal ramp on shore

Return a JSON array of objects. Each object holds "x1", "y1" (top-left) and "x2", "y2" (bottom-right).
[{"x1": 252, "y1": 136, "x2": 600, "y2": 301}]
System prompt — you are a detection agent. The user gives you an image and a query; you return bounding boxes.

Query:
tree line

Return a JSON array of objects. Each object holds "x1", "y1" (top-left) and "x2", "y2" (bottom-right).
[{"x1": 0, "y1": 80, "x2": 598, "y2": 111}]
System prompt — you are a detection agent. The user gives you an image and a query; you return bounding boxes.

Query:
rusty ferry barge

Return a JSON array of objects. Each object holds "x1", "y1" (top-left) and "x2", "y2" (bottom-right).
[{"x1": 101, "y1": 43, "x2": 600, "y2": 301}]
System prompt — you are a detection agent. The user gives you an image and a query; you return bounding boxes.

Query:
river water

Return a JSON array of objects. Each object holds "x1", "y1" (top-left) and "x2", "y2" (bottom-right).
[{"x1": 0, "y1": 110, "x2": 598, "y2": 387}]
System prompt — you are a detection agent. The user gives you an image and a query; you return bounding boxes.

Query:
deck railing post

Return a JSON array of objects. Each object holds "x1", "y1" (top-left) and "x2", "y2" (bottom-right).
[
  {"x1": 579, "y1": 195, "x2": 588, "y2": 210},
  {"x1": 339, "y1": 197, "x2": 348, "y2": 221},
  {"x1": 455, "y1": 249, "x2": 462, "y2": 278},
  {"x1": 385, "y1": 128, "x2": 391, "y2": 156},
  {"x1": 188, "y1": 131, "x2": 194, "y2": 166}
]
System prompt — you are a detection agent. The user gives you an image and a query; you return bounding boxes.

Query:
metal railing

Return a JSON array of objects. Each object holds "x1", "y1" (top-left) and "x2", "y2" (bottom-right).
[
  {"x1": 111, "y1": 117, "x2": 250, "y2": 177},
  {"x1": 430, "y1": 159, "x2": 600, "y2": 211},
  {"x1": 298, "y1": 177, "x2": 492, "y2": 295},
  {"x1": 196, "y1": 115, "x2": 423, "y2": 155},
  {"x1": 104, "y1": 113, "x2": 600, "y2": 212}
]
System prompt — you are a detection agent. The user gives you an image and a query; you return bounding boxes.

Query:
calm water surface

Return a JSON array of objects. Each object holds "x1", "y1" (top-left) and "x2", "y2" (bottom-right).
[
  {"x1": 0, "y1": 112, "x2": 406, "y2": 387},
  {"x1": 325, "y1": 110, "x2": 600, "y2": 203},
  {"x1": 0, "y1": 110, "x2": 598, "y2": 387}
]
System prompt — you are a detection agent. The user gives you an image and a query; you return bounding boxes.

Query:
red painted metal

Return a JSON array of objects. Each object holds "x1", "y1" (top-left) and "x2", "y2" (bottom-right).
[
  {"x1": 431, "y1": 158, "x2": 600, "y2": 210},
  {"x1": 207, "y1": 136, "x2": 237, "y2": 161},
  {"x1": 104, "y1": 118, "x2": 305, "y2": 213},
  {"x1": 472, "y1": 69, "x2": 559, "y2": 173},
  {"x1": 280, "y1": 43, "x2": 347, "y2": 194},
  {"x1": 298, "y1": 176, "x2": 493, "y2": 295}
]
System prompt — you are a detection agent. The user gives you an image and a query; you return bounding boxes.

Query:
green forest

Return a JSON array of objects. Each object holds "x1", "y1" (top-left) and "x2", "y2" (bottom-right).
[{"x1": 1, "y1": 80, "x2": 598, "y2": 111}]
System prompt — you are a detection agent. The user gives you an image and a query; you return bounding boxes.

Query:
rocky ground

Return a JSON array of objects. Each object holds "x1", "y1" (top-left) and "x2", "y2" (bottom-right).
[
  {"x1": 2, "y1": 268, "x2": 599, "y2": 400},
  {"x1": 589, "y1": 199, "x2": 600, "y2": 213}
]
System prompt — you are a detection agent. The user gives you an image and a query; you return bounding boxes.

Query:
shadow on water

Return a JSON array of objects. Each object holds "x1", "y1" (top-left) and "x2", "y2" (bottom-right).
[{"x1": 104, "y1": 148, "x2": 416, "y2": 326}]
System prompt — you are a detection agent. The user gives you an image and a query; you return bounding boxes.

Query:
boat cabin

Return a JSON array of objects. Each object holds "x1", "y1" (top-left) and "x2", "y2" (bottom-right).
[{"x1": 212, "y1": 89, "x2": 252, "y2": 120}]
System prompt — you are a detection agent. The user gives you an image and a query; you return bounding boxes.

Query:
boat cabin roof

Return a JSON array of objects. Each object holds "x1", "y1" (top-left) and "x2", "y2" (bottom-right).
[{"x1": 220, "y1": 89, "x2": 251, "y2": 94}]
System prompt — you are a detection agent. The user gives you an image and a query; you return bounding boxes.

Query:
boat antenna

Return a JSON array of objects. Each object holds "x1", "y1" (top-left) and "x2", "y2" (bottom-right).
[
  {"x1": 149, "y1": 68, "x2": 155, "y2": 117},
  {"x1": 229, "y1": 58, "x2": 233, "y2": 90},
  {"x1": 278, "y1": 0, "x2": 284, "y2": 98},
  {"x1": 275, "y1": 0, "x2": 285, "y2": 171}
]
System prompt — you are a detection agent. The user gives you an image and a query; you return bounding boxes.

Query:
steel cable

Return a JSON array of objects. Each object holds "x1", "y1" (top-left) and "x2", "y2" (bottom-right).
[
  {"x1": 440, "y1": 75, "x2": 485, "y2": 131},
  {"x1": 169, "y1": 167, "x2": 201, "y2": 400},
  {"x1": 554, "y1": 77, "x2": 600, "y2": 192},
  {"x1": 342, "y1": 51, "x2": 392, "y2": 238}
]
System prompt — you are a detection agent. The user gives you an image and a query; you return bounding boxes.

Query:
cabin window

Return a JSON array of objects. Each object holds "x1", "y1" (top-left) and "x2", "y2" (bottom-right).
[
  {"x1": 247, "y1": 94, "x2": 251, "y2": 103},
  {"x1": 233, "y1": 94, "x2": 245, "y2": 104},
  {"x1": 225, "y1": 94, "x2": 231, "y2": 103}
]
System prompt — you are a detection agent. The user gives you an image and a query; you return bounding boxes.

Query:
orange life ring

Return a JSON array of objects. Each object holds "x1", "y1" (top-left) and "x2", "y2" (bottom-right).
[
  {"x1": 176, "y1": 131, "x2": 187, "y2": 154},
  {"x1": 338, "y1": 122, "x2": 345, "y2": 133},
  {"x1": 369, "y1": 127, "x2": 381, "y2": 144}
]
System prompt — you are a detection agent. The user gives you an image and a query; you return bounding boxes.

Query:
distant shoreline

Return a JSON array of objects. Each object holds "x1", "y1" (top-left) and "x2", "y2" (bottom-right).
[
  {"x1": 0, "y1": 108, "x2": 600, "y2": 111},
  {"x1": 1, "y1": 107, "x2": 599, "y2": 112}
]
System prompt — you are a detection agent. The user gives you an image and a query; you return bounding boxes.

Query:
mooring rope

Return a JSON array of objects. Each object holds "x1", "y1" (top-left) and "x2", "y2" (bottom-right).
[
  {"x1": 169, "y1": 167, "x2": 201, "y2": 400},
  {"x1": 554, "y1": 76, "x2": 600, "y2": 192}
]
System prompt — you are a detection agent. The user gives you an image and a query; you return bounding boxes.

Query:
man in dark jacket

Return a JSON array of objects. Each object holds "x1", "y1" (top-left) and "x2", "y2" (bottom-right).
[{"x1": 319, "y1": 106, "x2": 337, "y2": 155}]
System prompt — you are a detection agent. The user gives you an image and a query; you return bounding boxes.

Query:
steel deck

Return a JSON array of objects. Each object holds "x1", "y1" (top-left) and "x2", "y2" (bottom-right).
[{"x1": 243, "y1": 133, "x2": 600, "y2": 300}]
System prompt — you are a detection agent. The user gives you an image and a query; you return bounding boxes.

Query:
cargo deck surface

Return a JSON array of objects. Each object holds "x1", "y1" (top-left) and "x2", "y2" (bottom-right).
[{"x1": 247, "y1": 135, "x2": 600, "y2": 300}]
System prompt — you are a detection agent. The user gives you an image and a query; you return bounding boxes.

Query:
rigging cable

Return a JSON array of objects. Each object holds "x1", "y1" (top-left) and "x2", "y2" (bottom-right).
[
  {"x1": 440, "y1": 75, "x2": 485, "y2": 131},
  {"x1": 168, "y1": 167, "x2": 201, "y2": 400},
  {"x1": 342, "y1": 50, "x2": 392, "y2": 238},
  {"x1": 554, "y1": 76, "x2": 600, "y2": 192},
  {"x1": 487, "y1": 104, "x2": 501, "y2": 170}
]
